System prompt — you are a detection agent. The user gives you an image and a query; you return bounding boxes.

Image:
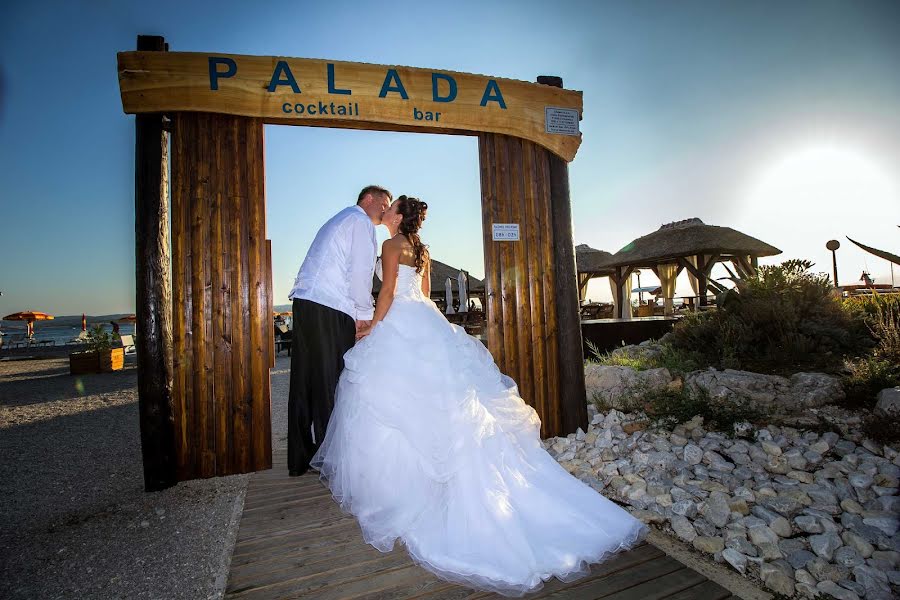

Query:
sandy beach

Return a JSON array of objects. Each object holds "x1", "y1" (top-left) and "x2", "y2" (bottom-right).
[{"x1": 0, "y1": 352, "x2": 293, "y2": 599}]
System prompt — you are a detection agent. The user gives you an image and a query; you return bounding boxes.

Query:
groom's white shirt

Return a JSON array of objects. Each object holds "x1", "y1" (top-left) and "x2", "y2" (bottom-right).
[{"x1": 289, "y1": 205, "x2": 377, "y2": 320}]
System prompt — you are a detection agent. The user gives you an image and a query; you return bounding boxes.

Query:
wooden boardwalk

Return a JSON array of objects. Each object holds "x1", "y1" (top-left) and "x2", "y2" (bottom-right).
[{"x1": 226, "y1": 450, "x2": 737, "y2": 600}]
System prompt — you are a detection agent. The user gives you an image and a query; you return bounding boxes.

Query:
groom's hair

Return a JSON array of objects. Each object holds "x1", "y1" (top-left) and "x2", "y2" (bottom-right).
[{"x1": 357, "y1": 185, "x2": 392, "y2": 204}]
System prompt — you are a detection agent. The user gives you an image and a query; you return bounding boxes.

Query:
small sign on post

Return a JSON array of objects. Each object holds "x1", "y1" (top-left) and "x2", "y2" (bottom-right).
[
  {"x1": 492, "y1": 223, "x2": 520, "y2": 241},
  {"x1": 545, "y1": 107, "x2": 580, "y2": 136}
]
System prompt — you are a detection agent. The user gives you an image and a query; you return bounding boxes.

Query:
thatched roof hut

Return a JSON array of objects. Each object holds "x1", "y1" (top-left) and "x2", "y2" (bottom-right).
[
  {"x1": 600, "y1": 218, "x2": 781, "y2": 317},
  {"x1": 575, "y1": 244, "x2": 614, "y2": 275},
  {"x1": 372, "y1": 258, "x2": 484, "y2": 297},
  {"x1": 575, "y1": 244, "x2": 614, "y2": 300}
]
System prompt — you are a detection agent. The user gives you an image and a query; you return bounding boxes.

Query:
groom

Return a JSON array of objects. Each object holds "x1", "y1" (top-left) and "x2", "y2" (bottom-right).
[{"x1": 287, "y1": 185, "x2": 392, "y2": 476}]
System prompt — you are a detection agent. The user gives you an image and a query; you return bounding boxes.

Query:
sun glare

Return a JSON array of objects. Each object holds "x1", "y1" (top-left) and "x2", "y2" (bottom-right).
[{"x1": 743, "y1": 145, "x2": 897, "y2": 224}]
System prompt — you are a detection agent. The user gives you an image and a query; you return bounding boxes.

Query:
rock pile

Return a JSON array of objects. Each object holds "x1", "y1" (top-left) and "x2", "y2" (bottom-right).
[{"x1": 546, "y1": 407, "x2": 900, "y2": 599}]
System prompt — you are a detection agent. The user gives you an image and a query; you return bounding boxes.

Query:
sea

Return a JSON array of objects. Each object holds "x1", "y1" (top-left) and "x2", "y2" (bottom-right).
[{"x1": 0, "y1": 320, "x2": 136, "y2": 347}]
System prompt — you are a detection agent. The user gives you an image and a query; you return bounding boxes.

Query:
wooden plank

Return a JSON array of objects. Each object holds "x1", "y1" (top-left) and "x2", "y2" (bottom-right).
[
  {"x1": 172, "y1": 113, "x2": 197, "y2": 480},
  {"x1": 478, "y1": 134, "x2": 504, "y2": 365},
  {"x1": 495, "y1": 136, "x2": 519, "y2": 386},
  {"x1": 134, "y1": 34, "x2": 176, "y2": 491},
  {"x1": 539, "y1": 83, "x2": 587, "y2": 438},
  {"x1": 539, "y1": 556, "x2": 686, "y2": 599},
  {"x1": 231, "y1": 117, "x2": 251, "y2": 474},
  {"x1": 599, "y1": 565, "x2": 707, "y2": 600},
  {"x1": 266, "y1": 240, "x2": 275, "y2": 369},
  {"x1": 213, "y1": 138, "x2": 230, "y2": 475},
  {"x1": 117, "y1": 51, "x2": 584, "y2": 161},
  {"x1": 657, "y1": 579, "x2": 732, "y2": 600},
  {"x1": 536, "y1": 144, "x2": 560, "y2": 436},
  {"x1": 246, "y1": 118, "x2": 273, "y2": 472},
  {"x1": 507, "y1": 136, "x2": 534, "y2": 412},
  {"x1": 523, "y1": 139, "x2": 547, "y2": 432}
]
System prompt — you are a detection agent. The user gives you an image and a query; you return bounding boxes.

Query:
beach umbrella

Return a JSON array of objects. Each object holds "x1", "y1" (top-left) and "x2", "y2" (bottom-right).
[
  {"x1": 81, "y1": 313, "x2": 87, "y2": 331},
  {"x1": 444, "y1": 277, "x2": 455, "y2": 314},
  {"x1": 116, "y1": 314, "x2": 137, "y2": 324},
  {"x1": 457, "y1": 271, "x2": 468, "y2": 313},
  {"x1": 3, "y1": 311, "x2": 55, "y2": 338}
]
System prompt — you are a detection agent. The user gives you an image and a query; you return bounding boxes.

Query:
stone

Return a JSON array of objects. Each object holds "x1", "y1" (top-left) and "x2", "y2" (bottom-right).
[
  {"x1": 761, "y1": 440, "x2": 782, "y2": 456},
  {"x1": 810, "y1": 532, "x2": 843, "y2": 561},
  {"x1": 721, "y1": 548, "x2": 748, "y2": 574},
  {"x1": 585, "y1": 365, "x2": 673, "y2": 409},
  {"x1": 683, "y1": 443, "x2": 703, "y2": 466},
  {"x1": 833, "y1": 546, "x2": 864, "y2": 568},
  {"x1": 693, "y1": 536, "x2": 725, "y2": 553},
  {"x1": 852, "y1": 564, "x2": 892, "y2": 598},
  {"x1": 871, "y1": 549, "x2": 900, "y2": 566},
  {"x1": 841, "y1": 498, "x2": 864, "y2": 514},
  {"x1": 748, "y1": 523, "x2": 782, "y2": 559},
  {"x1": 728, "y1": 497, "x2": 750, "y2": 515},
  {"x1": 807, "y1": 557, "x2": 849, "y2": 582},
  {"x1": 765, "y1": 456, "x2": 791, "y2": 475},
  {"x1": 788, "y1": 470, "x2": 815, "y2": 484},
  {"x1": 849, "y1": 472, "x2": 874, "y2": 489},
  {"x1": 693, "y1": 518, "x2": 719, "y2": 538},
  {"x1": 789, "y1": 372, "x2": 846, "y2": 407},
  {"x1": 815, "y1": 581, "x2": 860, "y2": 600},
  {"x1": 685, "y1": 369, "x2": 789, "y2": 412},
  {"x1": 787, "y1": 549, "x2": 816, "y2": 569},
  {"x1": 701, "y1": 493, "x2": 731, "y2": 528},
  {"x1": 725, "y1": 536, "x2": 758, "y2": 557},
  {"x1": 760, "y1": 495, "x2": 803, "y2": 517},
  {"x1": 874, "y1": 386, "x2": 900, "y2": 418},
  {"x1": 752, "y1": 506, "x2": 792, "y2": 538},
  {"x1": 795, "y1": 515, "x2": 824, "y2": 534},
  {"x1": 863, "y1": 514, "x2": 899, "y2": 536},
  {"x1": 760, "y1": 560, "x2": 795, "y2": 596},
  {"x1": 671, "y1": 515, "x2": 697, "y2": 542},
  {"x1": 671, "y1": 500, "x2": 698, "y2": 519},
  {"x1": 631, "y1": 509, "x2": 666, "y2": 525}
]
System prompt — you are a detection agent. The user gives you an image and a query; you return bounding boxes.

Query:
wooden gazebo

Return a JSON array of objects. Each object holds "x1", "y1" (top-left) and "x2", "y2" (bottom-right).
[
  {"x1": 599, "y1": 218, "x2": 781, "y2": 317},
  {"x1": 575, "y1": 244, "x2": 614, "y2": 301}
]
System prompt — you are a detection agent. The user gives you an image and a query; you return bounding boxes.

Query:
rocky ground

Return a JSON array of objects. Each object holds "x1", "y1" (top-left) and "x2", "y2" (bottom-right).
[
  {"x1": 0, "y1": 356, "x2": 258, "y2": 600},
  {"x1": 546, "y1": 403, "x2": 900, "y2": 600}
]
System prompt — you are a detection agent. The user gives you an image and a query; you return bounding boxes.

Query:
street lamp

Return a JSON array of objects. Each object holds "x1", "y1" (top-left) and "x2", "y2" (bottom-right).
[
  {"x1": 826, "y1": 240, "x2": 840, "y2": 287},
  {"x1": 634, "y1": 269, "x2": 643, "y2": 304}
]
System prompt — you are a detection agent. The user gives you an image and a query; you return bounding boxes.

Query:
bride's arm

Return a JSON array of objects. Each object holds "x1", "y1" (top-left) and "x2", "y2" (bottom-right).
[
  {"x1": 368, "y1": 239, "x2": 401, "y2": 331},
  {"x1": 421, "y1": 255, "x2": 431, "y2": 296}
]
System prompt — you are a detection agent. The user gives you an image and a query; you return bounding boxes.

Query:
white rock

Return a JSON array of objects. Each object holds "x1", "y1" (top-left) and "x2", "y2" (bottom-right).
[
  {"x1": 809, "y1": 532, "x2": 843, "y2": 561},
  {"x1": 875, "y1": 386, "x2": 900, "y2": 418},
  {"x1": 721, "y1": 548, "x2": 748, "y2": 574},
  {"x1": 815, "y1": 581, "x2": 860, "y2": 600},
  {"x1": 671, "y1": 515, "x2": 697, "y2": 542}
]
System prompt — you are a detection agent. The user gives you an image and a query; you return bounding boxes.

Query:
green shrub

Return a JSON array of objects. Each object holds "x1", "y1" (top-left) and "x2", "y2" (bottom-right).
[
  {"x1": 85, "y1": 324, "x2": 113, "y2": 352},
  {"x1": 643, "y1": 386, "x2": 761, "y2": 436},
  {"x1": 842, "y1": 356, "x2": 900, "y2": 409},
  {"x1": 588, "y1": 340, "x2": 703, "y2": 377},
  {"x1": 667, "y1": 259, "x2": 870, "y2": 375}
]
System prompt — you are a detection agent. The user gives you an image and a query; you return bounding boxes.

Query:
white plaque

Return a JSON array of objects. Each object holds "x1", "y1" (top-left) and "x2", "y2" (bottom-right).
[
  {"x1": 492, "y1": 223, "x2": 520, "y2": 241},
  {"x1": 545, "y1": 107, "x2": 580, "y2": 135}
]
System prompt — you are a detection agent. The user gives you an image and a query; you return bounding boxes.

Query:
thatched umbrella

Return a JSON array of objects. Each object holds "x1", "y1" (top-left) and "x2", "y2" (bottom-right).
[
  {"x1": 575, "y1": 244, "x2": 614, "y2": 300},
  {"x1": 603, "y1": 218, "x2": 781, "y2": 316}
]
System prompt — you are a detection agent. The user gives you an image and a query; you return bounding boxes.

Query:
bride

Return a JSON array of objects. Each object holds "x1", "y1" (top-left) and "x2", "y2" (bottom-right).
[{"x1": 311, "y1": 195, "x2": 646, "y2": 596}]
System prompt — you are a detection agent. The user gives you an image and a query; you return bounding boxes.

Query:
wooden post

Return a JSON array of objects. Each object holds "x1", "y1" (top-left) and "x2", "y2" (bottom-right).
[
  {"x1": 697, "y1": 254, "x2": 708, "y2": 307},
  {"x1": 614, "y1": 267, "x2": 624, "y2": 318},
  {"x1": 537, "y1": 75, "x2": 587, "y2": 435},
  {"x1": 134, "y1": 35, "x2": 176, "y2": 492}
]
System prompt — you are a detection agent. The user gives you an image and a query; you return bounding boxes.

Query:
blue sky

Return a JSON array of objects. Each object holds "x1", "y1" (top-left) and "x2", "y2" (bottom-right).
[{"x1": 1, "y1": 0, "x2": 898, "y2": 315}]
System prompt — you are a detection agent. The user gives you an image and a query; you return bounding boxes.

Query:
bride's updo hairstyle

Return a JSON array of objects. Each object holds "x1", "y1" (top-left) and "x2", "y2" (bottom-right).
[{"x1": 396, "y1": 195, "x2": 429, "y2": 273}]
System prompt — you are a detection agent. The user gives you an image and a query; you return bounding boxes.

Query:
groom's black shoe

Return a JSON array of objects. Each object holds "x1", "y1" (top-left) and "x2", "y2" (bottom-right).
[{"x1": 289, "y1": 467, "x2": 307, "y2": 477}]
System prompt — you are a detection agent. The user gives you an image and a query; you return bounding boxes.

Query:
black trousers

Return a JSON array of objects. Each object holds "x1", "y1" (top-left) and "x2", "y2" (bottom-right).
[{"x1": 287, "y1": 299, "x2": 356, "y2": 474}]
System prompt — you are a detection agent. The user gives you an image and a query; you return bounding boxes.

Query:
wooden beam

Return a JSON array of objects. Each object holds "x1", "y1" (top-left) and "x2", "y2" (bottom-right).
[
  {"x1": 540, "y1": 76, "x2": 587, "y2": 435},
  {"x1": 134, "y1": 35, "x2": 176, "y2": 492},
  {"x1": 117, "y1": 51, "x2": 584, "y2": 161}
]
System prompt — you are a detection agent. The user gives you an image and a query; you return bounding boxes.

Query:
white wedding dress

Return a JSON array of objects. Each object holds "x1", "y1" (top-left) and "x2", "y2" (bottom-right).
[{"x1": 310, "y1": 263, "x2": 646, "y2": 597}]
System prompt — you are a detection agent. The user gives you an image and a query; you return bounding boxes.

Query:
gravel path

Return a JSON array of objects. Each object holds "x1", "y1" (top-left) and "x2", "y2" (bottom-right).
[{"x1": 0, "y1": 356, "x2": 286, "y2": 599}]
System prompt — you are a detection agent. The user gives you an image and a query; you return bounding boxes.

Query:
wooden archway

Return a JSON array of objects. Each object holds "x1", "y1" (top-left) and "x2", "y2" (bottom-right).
[{"x1": 124, "y1": 36, "x2": 587, "y2": 490}]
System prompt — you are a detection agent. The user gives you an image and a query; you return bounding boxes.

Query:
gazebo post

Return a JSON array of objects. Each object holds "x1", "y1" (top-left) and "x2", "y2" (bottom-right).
[
  {"x1": 134, "y1": 35, "x2": 177, "y2": 492},
  {"x1": 538, "y1": 75, "x2": 587, "y2": 435},
  {"x1": 697, "y1": 255, "x2": 708, "y2": 307},
  {"x1": 614, "y1": 267, "x2": 624, "y2": 318}
]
